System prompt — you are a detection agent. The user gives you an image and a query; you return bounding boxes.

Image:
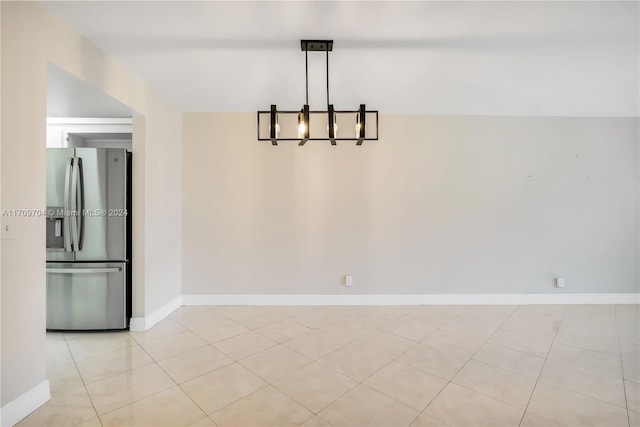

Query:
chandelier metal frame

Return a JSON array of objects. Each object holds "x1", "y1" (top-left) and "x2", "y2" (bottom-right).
[{"x1": 257, "y1": 40, "x2": 379, "y2": 146}]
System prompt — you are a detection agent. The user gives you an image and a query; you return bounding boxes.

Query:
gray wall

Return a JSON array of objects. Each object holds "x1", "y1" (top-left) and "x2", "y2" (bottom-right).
[{"x1": 183, "y1": 114, "x2": 639, "y2": 295}]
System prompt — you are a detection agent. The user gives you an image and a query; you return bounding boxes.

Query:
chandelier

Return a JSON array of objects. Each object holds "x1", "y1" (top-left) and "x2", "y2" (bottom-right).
[{"x1": 257, "y1": 40, "x2": 379, "y2": 146}]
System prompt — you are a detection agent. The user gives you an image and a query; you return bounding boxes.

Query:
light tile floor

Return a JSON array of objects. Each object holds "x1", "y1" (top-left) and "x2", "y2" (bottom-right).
[{"x1": 18, "y1": 304, "x2": 640, "y2": 427}]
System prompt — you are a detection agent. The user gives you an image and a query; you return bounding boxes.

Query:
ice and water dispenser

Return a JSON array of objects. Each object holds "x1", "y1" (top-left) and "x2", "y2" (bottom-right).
[{"x1": 46, "y1": 208, "x2": 65, "y2": 250}]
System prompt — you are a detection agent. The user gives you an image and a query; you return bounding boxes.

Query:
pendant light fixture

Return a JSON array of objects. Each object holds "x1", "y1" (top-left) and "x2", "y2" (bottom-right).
[{"x1": 257, "y1": 40, "x2": 378, "y2": 146}]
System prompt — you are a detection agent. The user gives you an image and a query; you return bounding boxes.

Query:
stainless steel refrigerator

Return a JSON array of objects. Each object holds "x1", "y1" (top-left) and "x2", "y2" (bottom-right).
[{"x1": 46, "y1": 148, "x2": 131, "y2": 330}]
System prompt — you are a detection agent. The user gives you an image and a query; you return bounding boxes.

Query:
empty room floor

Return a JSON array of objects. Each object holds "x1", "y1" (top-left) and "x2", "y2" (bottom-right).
[{"x1": 20, "y1": 304, "x2": 639, "y2": 426}]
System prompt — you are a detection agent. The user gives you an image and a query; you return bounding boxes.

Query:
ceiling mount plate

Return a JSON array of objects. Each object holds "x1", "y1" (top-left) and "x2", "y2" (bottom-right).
[{"x1": 301, "y1": 40, "x2": 333, "y2": 52}]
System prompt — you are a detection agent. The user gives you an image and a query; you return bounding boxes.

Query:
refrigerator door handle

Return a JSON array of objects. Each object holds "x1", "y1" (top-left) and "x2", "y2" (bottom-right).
[
  {"x1": 63, "y1": 158, "x2": 73, "y2": 252},
  {"x1": 46, "y1": 267, "x2": 122, "y2": 274},
  {"x1": 70, "y1": 157, "x2": 80, "y2": 252},
  {"x1": 76, "y1": 158, "x2": 85, "y2": 250}
]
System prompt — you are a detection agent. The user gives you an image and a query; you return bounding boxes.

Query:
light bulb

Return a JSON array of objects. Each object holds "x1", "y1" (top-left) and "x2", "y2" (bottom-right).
[
  {"x1": 270, "y1": 122, "x2": 281, "y2": 138},
  {"x1": 355, "y1": 122, "x2": 361, "y2": 137},
  {"x1": 327, "y1": 123, "x2": 339, "y2": 135},
  {"x1": 297, "y1": 121, "x2": 307, "y2": 138}
]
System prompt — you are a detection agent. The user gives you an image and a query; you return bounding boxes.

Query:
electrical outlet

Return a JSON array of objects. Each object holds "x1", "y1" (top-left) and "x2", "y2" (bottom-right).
[
  {"x1": 1, "y1": 218, "x2": 14, "y2": 240},
  {"x1": 345, "y1": 275, "x2": 353, "y2": 286},
  {"x1": 556, "y1": 277, "x2": 565, "y2": 288}
]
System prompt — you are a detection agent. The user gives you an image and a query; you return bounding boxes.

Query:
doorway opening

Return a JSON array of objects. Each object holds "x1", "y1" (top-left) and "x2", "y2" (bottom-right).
[{"x1": 46, "y1": 63, "x2": 137, "y2": 332}]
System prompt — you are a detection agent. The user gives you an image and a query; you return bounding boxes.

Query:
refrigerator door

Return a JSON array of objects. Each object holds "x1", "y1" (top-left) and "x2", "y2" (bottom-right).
[
  {"x1": 46, "y1": 148, "x2": 75, "y2": 262},
  {"x1": 74, "y1": 148, "x2": 127, "y2": 261},
  {"x1": 46, "y1": 148, "x2": 75, "y2": 211},
  {"x1": 46, "y1": 262, "x2": 127, "y2": 330}
]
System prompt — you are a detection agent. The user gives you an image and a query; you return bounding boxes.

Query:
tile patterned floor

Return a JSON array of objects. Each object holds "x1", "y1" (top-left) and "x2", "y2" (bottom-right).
[{"x1": 18, "y1": 304, "x2": 640, "y2": 427}]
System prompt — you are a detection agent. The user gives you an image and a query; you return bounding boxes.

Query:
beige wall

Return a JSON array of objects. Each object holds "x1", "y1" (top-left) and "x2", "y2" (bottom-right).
[
  {"x1": 183, "y1": 113, "x2": 638, "y2": 295},
  {"x1": 0, "y1": 1, "x2": 182, "y2": 405}
]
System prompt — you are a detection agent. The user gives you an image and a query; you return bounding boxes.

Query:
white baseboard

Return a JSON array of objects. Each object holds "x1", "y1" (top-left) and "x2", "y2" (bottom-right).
[
  {"x1": 130, "y1": 293, "x2": 638, "y2": 330},
  {"x1": 182, "y1": 293, "x2": 640, "y2": 306},
  {"x1": 1, "y1": 380, "x2": 50, "y2": 427},
  {"x1": 129, "y1": 295, "x2": 182, "y2": 331}
]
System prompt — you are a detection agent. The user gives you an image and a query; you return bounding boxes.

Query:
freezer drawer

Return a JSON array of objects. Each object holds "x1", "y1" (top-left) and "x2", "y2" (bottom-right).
[{"x1": 46, "y1": 262, "x2": 127, "y2": 330}]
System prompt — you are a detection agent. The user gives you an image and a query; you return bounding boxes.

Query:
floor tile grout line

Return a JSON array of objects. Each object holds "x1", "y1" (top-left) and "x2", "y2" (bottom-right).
[
  {"x1": 202, "y1": 327, "x2": 255, "y2": 346},
  {"x1": 470, "y1": 343, "x2": 546, "y2": 379},
  {"x1": 393, "y1": 308, "x2": 469, "y2": 354},
  {"x1": 358, "y1": 372, "x2": 444, "y2": 427},
  {"x1": 281, "y1": 329, "x2": 359, "y2": 363},
  {"x1": 554, "y1": 335, "x2": 628, "y2": 359},
  {"x1": 92, "y1": 381, "x2": 176, "y2": 421},
  {"x1": 516, "y1": 304, "x2": 566, "y2": 426},
  {"x1": 353, "y1": 354, "x2": 432, "y2": 414},
  {"x1": 230, "y1": 307, "x2": 370, "y2": 361},
  {"x1": 126, "y1": 323, "x2": 264, "y2": 424},
  {"x1": 64, "y1": 341, "x2": 138, "y2": 365},
  {"x1": 530, "y1": 312, "x2": 635, "y2": 409},
  {"x1": 530, "y1": 311, "x2": 639, "y2": 412},
  {"x1": 540, "y1": 339, "x2": 624, "y2": 362},
  {"x1": 270, "y1": 369, "x2": 358, "y2": 418},
  {"x1": 614, "y1": 306, "x2": 632, "y2": 427},
  {"x1": 450, "y1": 381, "x2": 529, "y2": 412},
  {"x1": 513, "y1": 308, "x2": 638, "y2": 420},
  {"x1": 352, "y1": 383, "x2": 423, "y2": 427},
  {"x1": 270, "y1": 308, "x2": 463, "y2": 423},
  {"x1": 236, "y1": 350, "x2": 317, "y2": 385},
  {"x1": 142, "y1": 335, "x2": 212, "y2": 364},
  {"x1": 279, "y1": 338, "x2": 344, "y2": 362},
  {"x1": 406, "y1": 411, "x2": 426, "y2": 427},
  {"x1": 375, "y1": 309, "x2": 453, "y2": 343},
  {"x1": 229, "y1": 306, "x2": 319, "y2": 328},
  {"x1": 403, "y1": 380, "x2": 449, "y2": 424},
  {"x1": 182, "y1": 360, "x2": 270, "y2": 417},
  {"x1": 61, "y1": 332, "x2": 104, "y2": 426},
  {"x1": 147, "y1": 348, "x2": 223, "y2": 423},
  {"x1": 412, "y1": 305, "x2": 524, "y2": 425},
  {"x1": 83, "y1": 339, "x2": 177, "y2": 419},
  {"x1": 205, "y1": 383, "x2": 272, "y2": 420},
  {"x1": 212, "y1": 338, "x2": 279, "y2": 361},
  {"x1": 535, "y1": 382, "x2": 632, "y2": 412},
  {"x1": 485, "y1": 339, "x2": 550, "y2": 360},
  {"x1": 253, "y1": 326, "x2": 317, "y2": 345},
  {"x1": 267, "y1": 381, "x2": 326, "y2": 416},
  {"x1": 461, "y1": 357, "x2": 538, "y2": 382},
  {"x1": 392, "y1": 358, "x2": 453, "y2": 383},
  {"x1": 234, "y1": 316, "x2": 295, "y2": 331},
  {"x1": 444, "y1": 304, "x2": 519, "y2": 380},
  {"x1": 88, "y1": 331, "x2": 213, "y2": 422},
  {"x1": 377, "y1": 306, "x2": 519, "y2": 427},
  {"x1": 176, "y1": 360, "x2": 238, "y2": 386},
  {"x1": 144, "y1": 336, "x2": 228, "y2": 370},
  {"x1": 417, "y1": 306, "x2": 495, "y2": 344},
  {"x1": 299, "y1": 339, "x2": 387, "y2": 383},
  {"x1": 128, "y1": 319, "x2": 190, "y2": 345},
  {"x1": 170, "y1": 310, "x2": 241, "y2": 334},
  {"x1": 539, "y1": 364, "x2": 631, "y2": 406},
  {"x1": 75, "y1": 349, "x2": 159, "y2": 389}
]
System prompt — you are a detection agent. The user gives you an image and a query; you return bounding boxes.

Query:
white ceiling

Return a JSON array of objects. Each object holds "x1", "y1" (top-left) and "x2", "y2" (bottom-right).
[{"x1": 42, "y1": 1, "x2": 639, "y2": 116}]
